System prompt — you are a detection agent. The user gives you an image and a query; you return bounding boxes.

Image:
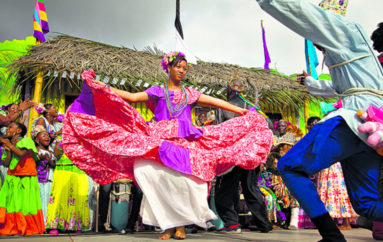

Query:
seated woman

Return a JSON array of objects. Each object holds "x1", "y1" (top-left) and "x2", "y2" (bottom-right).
[
  {"x1": 0, "y1": 122, "x2": 45, "y2": 235},
  {"x1": 63, "y1": 51, "x2": 273, "y2": 239}
]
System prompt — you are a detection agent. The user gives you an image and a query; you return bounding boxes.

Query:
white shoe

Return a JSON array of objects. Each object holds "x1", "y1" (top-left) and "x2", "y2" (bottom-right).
[{"x1": 289, "y1": 207, "x2": 299, "y2": 230}]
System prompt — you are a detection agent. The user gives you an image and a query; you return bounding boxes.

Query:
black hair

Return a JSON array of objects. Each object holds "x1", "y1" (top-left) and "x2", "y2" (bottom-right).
[
  {"x1": 371, "y1": 22, "x2": 383, "y2": 53},
  {"x1": 168, "y1": 55, "x2": 187, "y2": 68},
  {"x1": 13, "y1": 122, "x2": 27, "y2": 137},
  {"x1": 42, "y1": 103, "x2": 53, "y2": 117},
  {"x1": 307, "y1": 116, "x2": 321, "y2": 126},
  {"x1": 313, "y1": 43, "x2": 325, "y2": 52},
  {"x1": 3, "y1": 103, "x2": 16, "y2": 112}
]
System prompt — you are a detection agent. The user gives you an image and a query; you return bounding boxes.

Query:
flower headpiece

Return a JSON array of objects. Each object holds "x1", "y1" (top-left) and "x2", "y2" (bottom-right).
[
  {"x1": 227, "y1": 73, "x2": 244, "y2": 93},
  {"x1": 161, "y1": 51, "x2": 191, "y2": 74},
  {"x1": 273, "y1": 120, "x2": 292, "y2": 132},
  {"x1": 275, "y1": 132, "x2": 298, "y2": 147},
  {"x1": 319, "y1": 0, "x2": 349, "y2": 16},
  {"x1": 57, "y1": 114, "x2": 64, "y2": 122},
  {"x1": 35, "y1": 103, "x2": 46, "y2": 114},
  {"x1": 31, "y1": 125, "x2": 47, "y2": 140}
]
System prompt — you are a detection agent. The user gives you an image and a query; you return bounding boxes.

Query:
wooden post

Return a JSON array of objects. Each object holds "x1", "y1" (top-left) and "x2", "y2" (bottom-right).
[
  {"x1": 304, "y1": 99, "x2": 310, "y2": 133},
  {"x1": 27, "y1": 40, "x2": 44, "y2": 136},
  {"x1": 27, "y1": 71, "x2": 44, "y2": 136},
  {"x1": 95, "y1": 184, "x2": 99, "y2": 233}
]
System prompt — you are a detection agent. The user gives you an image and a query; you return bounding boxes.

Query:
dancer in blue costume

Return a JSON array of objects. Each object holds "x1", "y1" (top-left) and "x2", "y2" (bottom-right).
[{"x1": 255, "y1": 0, "x2": 383, "y2": 241}]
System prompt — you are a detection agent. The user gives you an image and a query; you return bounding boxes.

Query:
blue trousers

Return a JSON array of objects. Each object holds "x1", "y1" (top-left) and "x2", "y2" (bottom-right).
[{"x1": 278, "y1": 117, "x2": 383, "y2": 220}]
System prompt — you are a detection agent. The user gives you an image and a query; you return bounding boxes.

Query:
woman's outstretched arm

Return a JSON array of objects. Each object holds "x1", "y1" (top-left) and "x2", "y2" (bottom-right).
[
  {"x1": 197, "y1": 94, "x2": 249, "y2": 116},
  {"x1": 94, "y1": 81, "x2": 149, "y2": 103}
]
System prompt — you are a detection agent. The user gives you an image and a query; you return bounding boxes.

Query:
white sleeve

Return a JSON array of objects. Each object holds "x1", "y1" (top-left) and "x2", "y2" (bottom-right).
[{"x1": 304, "y1": 76, "x2": 336, "y2": 97}]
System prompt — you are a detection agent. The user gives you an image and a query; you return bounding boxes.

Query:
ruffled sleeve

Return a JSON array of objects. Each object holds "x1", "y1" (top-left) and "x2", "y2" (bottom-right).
[
  {"x1": 173, "y1": 86, "x2": 201, "y2": 105},
  {"x1": 145, "y1": 86, "x2": 164, "y2": 100},
  {"x1": 145, "y1": 86, "x2": 164, "y2": 113},
  {"x1": 16, "y1": 137, "x2": 38, "y2": 159}
]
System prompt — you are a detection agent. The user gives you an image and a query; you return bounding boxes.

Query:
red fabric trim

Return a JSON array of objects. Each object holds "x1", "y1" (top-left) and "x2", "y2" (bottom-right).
[
  {"x1": 0, "y1": 207, "x2": 5, "y2": 224},
  {"x1": 0, "y1": 209, "x2": 45, "y2": 235},
  {"x1": 228, "y1": 224, "x2": 240, "y2": 229},
  {"x1": 7, "y1": 154, "x2": 37, "y2": 176}
]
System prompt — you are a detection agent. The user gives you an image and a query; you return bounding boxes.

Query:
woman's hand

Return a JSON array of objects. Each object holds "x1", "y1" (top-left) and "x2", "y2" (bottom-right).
[
  {"x1": 297, "y1": 70, "x2": 311, "y2": 85},
  {"x1": 53, "y1": 141, "x2": 64, "y2": 157},
  {"x1": 39, "y1": 152, "x2": 52, "y2": 162},
  {"x1": 0, "y1": 137, "x2": 11, "y2": 148},
  {"x1": 93, "y1": 80, "x2": 107, "y2": 87},
  {"x1": 237, "y1": 108, "x2": 249, "y2": 116},
  {"x1": 91, "y1": 77, "x2": 149, "y2": 103},
  {"x1": 19, "y1": 98, "x2": 35, "y2": 112}
]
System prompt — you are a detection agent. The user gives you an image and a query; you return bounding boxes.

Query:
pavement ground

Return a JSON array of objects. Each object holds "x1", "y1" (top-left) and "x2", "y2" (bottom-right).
[{"x1": 0, "y1": 228, "x2": 375, "y2": 242}]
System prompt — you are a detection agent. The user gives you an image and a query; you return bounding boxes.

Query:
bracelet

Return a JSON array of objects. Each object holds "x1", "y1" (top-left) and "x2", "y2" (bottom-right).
[
  {"x1": 56, "y1": 145, "x2": 63, "y2": 152},
  {"x1": 7, "y1": 144, "x2": 14, "y2": 151}
]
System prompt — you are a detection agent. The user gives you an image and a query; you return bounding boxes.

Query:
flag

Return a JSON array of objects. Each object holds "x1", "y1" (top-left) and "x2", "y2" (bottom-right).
[
  {"x1": 305, "y1": 39, "x2": 319, "y2": 79},
  {"x1": 33, "y1": 0, "x2": 49, "y2": 42},
  {"x1": 175, "y1": 0, "x2": 183, "y2": 39},
  {"x1": 174, "y1": 0, "x2": 197, "y2": 64},
  {"x1": 261, "y1": 20, "x2": 271, "y2": 70}
]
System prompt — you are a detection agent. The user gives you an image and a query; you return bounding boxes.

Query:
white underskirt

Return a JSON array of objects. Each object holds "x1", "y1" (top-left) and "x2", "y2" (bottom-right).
[{"x1": 134, "y1": 159, "x2": 217, "y2": 231}]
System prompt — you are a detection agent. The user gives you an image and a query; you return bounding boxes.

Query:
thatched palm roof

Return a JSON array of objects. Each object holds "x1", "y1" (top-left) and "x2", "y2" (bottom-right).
[{"x1": 9, "y1": 35, "x2": 325, "y2": 113}]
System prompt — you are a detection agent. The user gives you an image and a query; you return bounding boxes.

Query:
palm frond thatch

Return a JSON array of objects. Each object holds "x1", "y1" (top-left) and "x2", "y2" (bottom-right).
[{"x1": 8, "y1": 35, "x2": 327, "y2": 113}]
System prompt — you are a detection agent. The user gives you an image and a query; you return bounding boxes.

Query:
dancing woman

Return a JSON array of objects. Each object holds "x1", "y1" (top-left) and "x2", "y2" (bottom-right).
[{"x1": 63, "y1": 51, "x2": 273, "y2": 239}]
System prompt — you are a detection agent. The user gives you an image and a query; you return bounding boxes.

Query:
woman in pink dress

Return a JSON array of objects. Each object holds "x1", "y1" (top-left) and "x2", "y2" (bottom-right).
[{"x1": 63, "y1": 51, "x2": 273, "y2": 239}]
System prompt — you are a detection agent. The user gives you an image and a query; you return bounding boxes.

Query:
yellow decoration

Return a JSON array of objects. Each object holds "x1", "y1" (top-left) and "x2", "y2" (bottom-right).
[{"x1": 28, "y1": 70, "x2": 44, "y2": 137}]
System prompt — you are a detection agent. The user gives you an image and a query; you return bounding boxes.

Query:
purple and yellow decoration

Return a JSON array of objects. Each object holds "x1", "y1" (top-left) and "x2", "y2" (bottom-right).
[{"x1": 33, "y1": 0, "x2": 49, "y2": 42}]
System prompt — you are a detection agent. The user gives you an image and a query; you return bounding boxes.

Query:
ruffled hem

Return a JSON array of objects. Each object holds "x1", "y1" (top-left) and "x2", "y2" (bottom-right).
[
  {"x1": 0, "y1": 208, "x2": 45, "y2": 235},
  {"x1": 46, "y1": 169, "x2": 91, "y2": 231}
]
